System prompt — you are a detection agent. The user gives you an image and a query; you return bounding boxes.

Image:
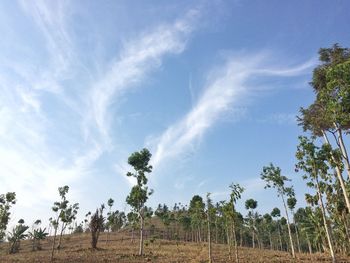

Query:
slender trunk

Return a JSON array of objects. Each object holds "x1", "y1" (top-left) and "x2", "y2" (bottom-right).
[
  {"x1": 315, "y1": 177, "x2": 336, "y2": 263},
  {"x1": 252, "y1": 230, "x2": 255, "y2": 248},
  {"x1": 342, "y1": 212, "x2": 350, "y2": 245},
  {"x1": 240, "y1": 229, "x2": 243, "y2": 247},
  {"x1": 232, "y1": 221, "x2": 239, "y2": 263},
  {"x1": 57, "y1": 224, "x2": 65, "y2": 250},
  {"x1": 198, "y1": 226, "x2": 202, "y2": 243},
  {"x1": 269, "y1": 231, "x2": 272, "y2": 250},
  {"x1": 323, "y1": 131, "x2": 350, "y2": 212},
  {"x1": 277, "y1": 222, "x2": 283, "y2": 251},
  {"x1": 281, "y1": 194, "x2": 295, "y2": 258},
  {"x1": 334, "y1": 124, "x2": 350, "y2": 180},
  {"x1": 306, "y1": 232, "x2": 312, "y2": 255},
  {"x1": 226, "y1": 222, "x2": 231, "y2": 260},
  {"x1": 207, "y1": 204, "x2": 212, "y2": 263},
  {"x1": 50, "y1": 227, "x2": 58, "y2": 262},
  {"x1": 292, "y1": 210, "x2": 301, "y2": 253},
  {"x1": 139, "y1": 215, "x2": 144, "y2": 256},
  {"x1": 215, "y1": 217, "x2": 218, "y2": 244}
]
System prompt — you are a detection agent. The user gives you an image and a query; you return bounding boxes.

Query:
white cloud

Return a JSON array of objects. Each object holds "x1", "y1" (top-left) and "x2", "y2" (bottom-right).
[
  {"x1": 19, "y1": 0, "x2": 73, "y2": 74},
  {"x1": 87, "y1": 9, "x2": 201, "y2": 143},
  {"x1": 259, "y1": 113, "x2": 297, "y2": 125},
  {"x1": 148, "y1": 54, "x2": 315, "y2": 170}
]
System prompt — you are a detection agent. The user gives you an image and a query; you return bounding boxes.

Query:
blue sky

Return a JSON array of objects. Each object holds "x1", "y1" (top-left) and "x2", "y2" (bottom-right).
[{"x1": 1, "y1": 0, "x2": 350, "y2": 226}]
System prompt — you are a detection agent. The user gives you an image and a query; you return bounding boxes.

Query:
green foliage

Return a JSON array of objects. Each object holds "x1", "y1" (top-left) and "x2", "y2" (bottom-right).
[
  {"x1": 287, "y1": 197, "x2": 297, "y2": 210},
  {"x1": 126, "y1": 148, "x2": 153, "y2": 215},
  {"x1": 29, "y1": 227, "x2": 48, "y2": 251},
  {"x1": 271, "y1": 207, "x2": 281, "y2": 218},
  {"x1": 261, "y1": 163, "x2": 294, "y2": 198},
  {"x1": 0, "y1": 192, "x2": 16, "y2": 241},
  {"x1": 8, "y1": 221, "x2": 29, "y2": 254},
  {"x1": 245, "y1": 199, "x2": 257, "y2": 210},
  {"x1": 107, "y1": 210, "x2": 126, "y2": 232},
  {"x1": 89, "y1": 205, "x2": 105, "y2": 249}
]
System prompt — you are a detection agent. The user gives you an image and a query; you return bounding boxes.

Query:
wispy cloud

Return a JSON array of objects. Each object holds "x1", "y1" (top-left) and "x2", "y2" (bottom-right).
[
  {"x1": 258, "y1": 113, "x2": 297, "y2": 125},
  {"x1": 87, "y1": 9, "x2": 201, "y2": 143},
  {"x1": 148, "y1": 54, "x2": 315, "y2": 170},
  {"x1": 19, "y1": 0, "x2": 73, "y2": 76}
]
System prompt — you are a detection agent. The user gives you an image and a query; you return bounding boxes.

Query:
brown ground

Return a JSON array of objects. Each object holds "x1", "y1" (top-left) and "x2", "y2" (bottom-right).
[{"x1": 0, "y1": 232, "x2": 349, "y2": 263}]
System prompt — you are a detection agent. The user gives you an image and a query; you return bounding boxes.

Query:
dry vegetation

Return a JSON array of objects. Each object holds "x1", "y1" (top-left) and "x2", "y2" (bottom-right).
[{"x1": 1, "y1": 231, "x2": 349, "y2": 263}]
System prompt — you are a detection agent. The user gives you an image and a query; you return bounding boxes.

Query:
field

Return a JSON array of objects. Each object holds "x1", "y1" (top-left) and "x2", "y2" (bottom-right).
[{"x1": 1, "y1": 232, "x2": 349, "y2": 263}]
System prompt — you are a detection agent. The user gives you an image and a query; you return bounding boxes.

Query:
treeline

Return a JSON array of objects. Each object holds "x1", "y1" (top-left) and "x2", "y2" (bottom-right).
[{"x1": 0, "y1": 44, "x2": 349, "y2": 263}]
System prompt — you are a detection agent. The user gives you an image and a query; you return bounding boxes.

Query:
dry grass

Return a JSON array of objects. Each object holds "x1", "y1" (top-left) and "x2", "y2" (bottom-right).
[{"x1": 0, "y1": 232, "x2": 349, "y2": 262}]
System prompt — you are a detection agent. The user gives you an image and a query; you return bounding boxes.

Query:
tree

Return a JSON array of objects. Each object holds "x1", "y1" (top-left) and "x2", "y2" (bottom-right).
[
  {"x1": 189, "y1": 195, "x2": 205, "y2": 243},
  {"x1": 155, "y1": 204, "x2": 171, "y2": 239},
  {"x1": 89, "y1": 204, "x2": 105, "y2": 249},
  {"x1": 50, "y1": 185, "x2": 79, "y2": 261},
  {"x1": 125, "y1": 148, "x2": 153, "y2": 256},
  {"x1": 298, "y1": 44, "x2": 350, "y2": 212},
  {"x1": 106, "y1": 198, "x2": 114, "y2": 245},
  {"x1": 296, "y1": 136, "x2": 336, "y2": 262},
  {"x1": 271, "y1": 207, "x2": 283, "y2": 251},
  {"x1": 29, "y1": 219, "x2": 48, "y2": 251},
  {"x1": 0, "y1": 192, "x2": 16, "y2": 241},
  {"x1": 287, "y1": 197, "x2": 301, "y2": 253},
  {"x1": 261, "y1": 163, "x2": 296, "y2": 258},
  {"x1": 228, "y1": 183, "x2": 244, "y2": 262},
  {"x1": 206, "y1": 193, "x2": 213, "y2": 263},
  {"x1": 245, "y1": 199, "x2": 258, "y2": 249},
  {"x1": 8, "y1": 219, "x2": 29, "y2": 254}
]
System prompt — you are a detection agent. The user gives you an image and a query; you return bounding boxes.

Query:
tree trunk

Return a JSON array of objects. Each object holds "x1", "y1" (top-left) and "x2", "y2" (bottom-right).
[
  {"x1": 315, "y1": 177, "x2": 336, "y2": 263},
  {"x1": 281, "y1": 195, "x2": 295, "y2": 258},
  {"x1": 50, "y1": 227, "x2": 58, "y2": 262},
  {"x1": 334, "y1": 124, "x2": 350, "y2": 180},
  {"x1": 207, "y1": 205, "x2": 212, "y2": 263},
  {"x1": 232, "y1": 221, "x2": 239, "y2": 263},
  {"x1": 226, "y1": 223, "x2": 231, "y2": 260},
  {"x1": 306, "y1": 232, "x2": 312, "y2": 255},
  {"x1": 139, "y1": 216, "x2": 144, "y2": 256},
  {"x1": 291, "y1": 210, "x2": 301, "y2": 253},
  {"x1": 277, "y1": 222, "x2": 283, "y2": 251},
  {"x1": 323, "y1": 131, "x2": 350, "y2": 212},
  {"x1": 57, "y1": 224, "x2": 65, "y2": 250},
  {"x1": 215, "y1": 217, "x2": 218, "y2": 244},
  {"x1": 252, "y1": 230, "x2": 255, "y2": 248}
]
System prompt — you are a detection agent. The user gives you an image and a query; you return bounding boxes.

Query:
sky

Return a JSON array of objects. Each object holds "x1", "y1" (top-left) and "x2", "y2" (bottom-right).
[{"x1": 1, "y1": 0, "x2": 350, "y2": 227}]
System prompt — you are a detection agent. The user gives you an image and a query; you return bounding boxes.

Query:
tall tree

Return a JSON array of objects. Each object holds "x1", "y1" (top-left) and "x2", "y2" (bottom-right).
[
  {"x1": 287, "y1": 197, "x2": 301, "y2": 253},
  {"x1": 261, "y1": 163, "x2": 296, "y2": 258},
  {"x1": 245, "y1": 199, "x2": 258, "y2": 249},
  {"x1": 189, "y1": 195, "x2": 205, "y2": 243},
  {"x1": 296, "y1": 136, "x2": 336, "y2": 263},
  {"x1": 50, "y1": 186, "x2": 79, "y2": 261},
  {"x1": 0, "y1": 192, "x2": 16, "y2": 241},
  {"x1": 229, "y1": 183, "x2": 244, "y2": 262},
  {"x1": 106, "y1": 198, "x2": 114, "y2": 245},
  {"x1": 271, "y1": 207, "x2": 283, "y2": 251},
  {"x1": 206, "y1": 193, "x2": 213, "y2": 263},
  {"x1": 298, "y1": 44, "x2": 350, "y2": 212},
  {"x1": 125, "y1": 148, "x2": 153, "y2": 256}
]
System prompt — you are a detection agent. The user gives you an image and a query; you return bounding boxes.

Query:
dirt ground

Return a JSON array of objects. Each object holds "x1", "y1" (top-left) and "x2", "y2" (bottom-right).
[{"x1": 0, "y1": 232, "x2": 349, "y2": 262}]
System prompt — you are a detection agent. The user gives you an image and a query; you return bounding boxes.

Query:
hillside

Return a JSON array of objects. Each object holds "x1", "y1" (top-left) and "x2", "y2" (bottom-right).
[{"x1": 1, "y1": 230, "x2": 349, "y2": 263}]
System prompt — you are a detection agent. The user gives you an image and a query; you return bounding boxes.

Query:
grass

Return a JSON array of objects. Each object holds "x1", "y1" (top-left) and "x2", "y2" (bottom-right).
[{"x1": 0, "y1": 231, "x2": 349, "y2": 262}]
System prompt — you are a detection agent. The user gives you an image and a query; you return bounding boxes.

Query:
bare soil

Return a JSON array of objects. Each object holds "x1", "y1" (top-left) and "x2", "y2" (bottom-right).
[{"x1": 0, "y1": 232, "x2": 349, "y2": 262}]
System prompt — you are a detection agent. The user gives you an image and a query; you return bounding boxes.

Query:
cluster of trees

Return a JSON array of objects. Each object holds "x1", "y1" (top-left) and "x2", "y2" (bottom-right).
[{"x1": 0, "y1": 44, "x2": 349, "y2": 263}]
